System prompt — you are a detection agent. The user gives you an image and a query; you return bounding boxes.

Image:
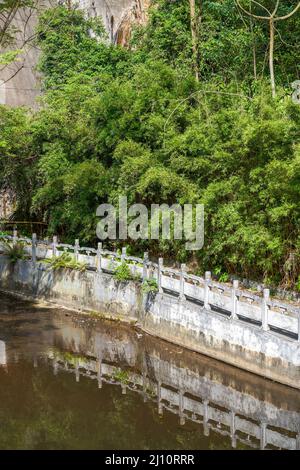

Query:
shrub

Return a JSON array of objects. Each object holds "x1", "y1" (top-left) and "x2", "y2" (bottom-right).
[
  {"x1": 113, "y1": 261, "x2": 136, "y2": 281},
  {"x1": 43, "y1": 252, "x2": 87, "y2": 272},
  {"x1": 142, "y1": 278, "x2": 158, "y2": 293},
  {"x1": 2, "y1": 241, "x2": 27, "y2": 263},
  {"x1": 214, "y1": 267, "x2": 229, "y2": 283},
  {"x1": 219, "y1": 273, "x2": 230, "y2": 283}
]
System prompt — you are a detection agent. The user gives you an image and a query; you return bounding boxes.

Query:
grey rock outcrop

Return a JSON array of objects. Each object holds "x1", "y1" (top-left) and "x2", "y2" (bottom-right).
[{"x1": 0, "y1": 1, "x2": 149, "y2": 107}]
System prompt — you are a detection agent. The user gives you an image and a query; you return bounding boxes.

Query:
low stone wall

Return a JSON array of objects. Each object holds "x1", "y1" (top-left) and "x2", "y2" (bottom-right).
[{"x1": 0, "y1": 256, "x2": 299, "y2": 389}]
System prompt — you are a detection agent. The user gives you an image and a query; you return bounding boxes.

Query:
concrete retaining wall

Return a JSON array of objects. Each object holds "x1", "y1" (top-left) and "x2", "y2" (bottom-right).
[{"x1": 0, "y1": 255, "x2": 299, "y2": 389}]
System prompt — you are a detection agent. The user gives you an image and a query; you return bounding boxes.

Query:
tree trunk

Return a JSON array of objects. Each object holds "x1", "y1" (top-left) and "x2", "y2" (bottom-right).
[
  {"x1": 269, "y1": 19, "x2": 276, "y2": 97},
  {"x1": 189, "y1": 0, "x2": 199, "y2": 82},
  {"x1": 249, "y1": 13, "x2": 257, "y2": 80}
]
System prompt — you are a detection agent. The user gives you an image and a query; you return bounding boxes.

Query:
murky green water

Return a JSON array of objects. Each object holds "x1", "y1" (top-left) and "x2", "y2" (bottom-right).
[{"x1": 0, "y1": 293, "x2": 299, "y2": 450}]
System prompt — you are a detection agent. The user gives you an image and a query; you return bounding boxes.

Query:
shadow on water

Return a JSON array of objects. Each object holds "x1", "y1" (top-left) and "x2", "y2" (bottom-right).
[{"x1": 0, "y1": 292, "x2": 299, "y2": 450}]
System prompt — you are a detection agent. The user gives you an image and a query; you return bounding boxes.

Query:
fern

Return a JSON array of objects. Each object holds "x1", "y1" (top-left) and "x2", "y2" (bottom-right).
[
  {"x1": 2, "y1": 241, "x2": 27, "y2": 263},
  {"x1": 43, "y1": 252, "x2": 87, "y2": 272}
]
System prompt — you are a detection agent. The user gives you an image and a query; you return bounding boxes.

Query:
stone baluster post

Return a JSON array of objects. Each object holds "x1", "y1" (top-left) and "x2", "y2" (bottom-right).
[
  {"x1": 261, "y1": 289, "x2": 270, "y2": 331},
  {"x1": 52, "y1": 236, "x2": 58, "y2": 258},
  {"x1": 179, "y1": 389, "x2": 185, "y2": 425},
  {"x1": 75, "y1": 359, "x2": 80, "y2": 383},
  {"x1": 142, "y1": 372, "x2": 147, "y2": 403},
  {"x1": 143, "y1": 252, "x2": 148, "y2": 281},
  {"x1": 231, "y1": 280, "x2": 239, "y2": 319},
  {"x1": 32, "y1": 233, "x2": 37, "y2": 265},
  {"x1": 121, "y1": 246, "x2": 126, "y2": 262},
  {"x1": 97, "y1": 355, "x2": 102, "y2": 388},
  {"x1": 230, "y1": 410, "x2": 236, "y2": 448},
  {"x1": 96, "y1": 242, "x2": 102, "y2": 273},
  {"x1": 13, "y1": 228, "x2": 17, "y2": 246},
  {"x1": 157, "y1": 380, "x2": 163, "y2": 415},
  {"x1": 260, "y1": 422, "x2": 267, "y2": 450},
  {"x1": 158, "y1": 258, "x2": 163, "y2": 294},
  {"x1": 203, "y1": 399, "x2": 209, "y2": 436},
  {"x1": 74, "y1": 239, "x2": 80, "y2": 262},
  {"x1": 179, "y1": 264, "x2": 186, "y2": 301},
  {"x1": 204, "y1": 271, "x2": 211, "y2": 310}
]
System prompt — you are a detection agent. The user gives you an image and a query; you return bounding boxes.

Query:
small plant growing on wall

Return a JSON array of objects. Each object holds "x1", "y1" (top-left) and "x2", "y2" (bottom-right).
[
  {"x1": 43, "y1": 252, "x2": 87, "y2": 272},
  {"x1": 142, "y1": 278, "x2": 158, "y2": 294},
  {"x1": 2, "y1": 241, "x2": 27, "y2": 264},
  {"x1": 113, "y1": 261, "x2": 140, "y2": 282}
]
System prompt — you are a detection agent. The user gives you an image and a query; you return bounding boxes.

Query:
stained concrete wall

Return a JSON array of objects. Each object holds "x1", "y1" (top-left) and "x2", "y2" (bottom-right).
[{"x1": 0, "y1": 256, "x2": 299, "y2": 390}]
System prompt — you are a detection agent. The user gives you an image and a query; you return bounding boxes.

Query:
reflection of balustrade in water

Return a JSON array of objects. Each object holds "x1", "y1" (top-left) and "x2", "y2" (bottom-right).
[
  {"x1": 46, "y1": 352, "x2": 300, "y2": 451},
  {"x1": 2, "y1": 292, "x2": 298, "y2": 451},
  {"x1": 0, "y1": 340, "x2": 6, "y2": 366}
]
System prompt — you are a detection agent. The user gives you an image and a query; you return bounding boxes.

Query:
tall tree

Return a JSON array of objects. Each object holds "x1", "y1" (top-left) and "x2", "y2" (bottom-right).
[{"x1": 236, "y1": 0, "x2": 300, "y2": 97}]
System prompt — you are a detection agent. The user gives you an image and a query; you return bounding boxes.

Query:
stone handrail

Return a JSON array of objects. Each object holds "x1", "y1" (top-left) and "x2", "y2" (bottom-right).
[{"x1": 0, "y1": 230, "x2": 299, "y2": 342}]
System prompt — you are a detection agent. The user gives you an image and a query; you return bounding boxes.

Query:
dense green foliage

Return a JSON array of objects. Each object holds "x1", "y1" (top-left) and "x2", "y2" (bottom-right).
[
  {"x1": 113, "y1": 261, "x2": 141, "y2": 282},
  {"x1": 36, "y1": 6, "x2": 130, "y2": 89},
  {"x1": 1, "y1": 2, "x2": 300, "y2": 288},
  {"x1": 132, "y1": 0, "x2": 300, "y2": 87}
]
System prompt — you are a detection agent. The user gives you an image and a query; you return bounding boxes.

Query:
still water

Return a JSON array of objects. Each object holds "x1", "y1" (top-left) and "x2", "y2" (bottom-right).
[{"x1": 0, "y1": 293, "x2": 299, "y2": 450}]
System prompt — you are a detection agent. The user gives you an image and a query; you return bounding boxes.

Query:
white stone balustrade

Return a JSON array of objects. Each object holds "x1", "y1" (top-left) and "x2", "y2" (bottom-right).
[{"x1": 0, "y1": 232, "x2": 299, "y2": 342}]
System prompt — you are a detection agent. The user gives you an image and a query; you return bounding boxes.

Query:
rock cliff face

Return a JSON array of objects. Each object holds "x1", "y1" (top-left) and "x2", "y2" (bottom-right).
[
  {"x1": 0, "y1": 0, "x2": 150, "y2": 107},
  {"x1": 0, "y1": 1, "x2": 48, "y2": 107},
  {"x1": 79, "y1": 0, "x2": 149, "y2": 45},
  {"x1": 114, "y1": 0, "x2": 150, "y2": 46}
]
